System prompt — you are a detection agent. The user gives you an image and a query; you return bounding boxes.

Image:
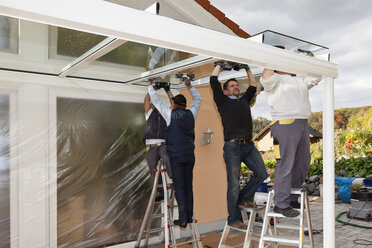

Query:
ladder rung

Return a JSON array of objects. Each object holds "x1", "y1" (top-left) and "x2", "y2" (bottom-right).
[
  {"x1": 276, "y1": 224, "x2": 309, "y2": 231},
  {"x1": 219, "y1": 245, "x2": 233, "y2": 248},
  {"x1": 290, "y1": 188, "x2": 306, "y2": 194},
  {"x1": 169, "y1": 238, "x2": 201, "y2": 247},
  {"x1": 143, "y1": 227, "x2": 166, "y2": 234},
  {"x1": 239, "y1": 205, "x2": 266, "y2": 211},
  {"x1": 266, "y1": 211, "x2": 301, "y2": 218},
  {"x1": 262, "y1": 235, "x2": 299, "y2": 244},
  {"x1": 226, "y1": 225, "x2": 247, "y2": 232}
]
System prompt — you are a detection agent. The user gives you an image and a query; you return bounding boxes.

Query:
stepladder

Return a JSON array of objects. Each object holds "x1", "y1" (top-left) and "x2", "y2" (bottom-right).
[
  {"x1": 259, "y1": 188, "x2": 314, "y2": 248},
  {"x1": 218, "y1": 204, "x2": 268, "y2": 248},
  {"x1": 135, "y1": 161, "x2": 203, "y2": 248}
]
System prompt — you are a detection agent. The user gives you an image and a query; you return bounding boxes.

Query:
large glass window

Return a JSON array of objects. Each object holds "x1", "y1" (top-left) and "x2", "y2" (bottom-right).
[
  {"x1": 0, "y1": 94, "x2": 10, "y2": 248},
  {"x1": 0, "y1": 15, "x2": 19, "y2": 54},
  {"x1": 56, "y1": 97, "x2": 151, "y2": 247}
]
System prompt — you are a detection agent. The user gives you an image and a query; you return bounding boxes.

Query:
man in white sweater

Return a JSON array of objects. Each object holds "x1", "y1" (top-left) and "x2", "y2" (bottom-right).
[{"x1": 260, "y1": 49, "x2": 321, "y2": 217}]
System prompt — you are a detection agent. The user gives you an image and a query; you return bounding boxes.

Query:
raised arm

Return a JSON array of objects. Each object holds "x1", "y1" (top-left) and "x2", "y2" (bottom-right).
[
  {"x1": 209, "y1": 63, "x2": 225, "y2": 105},
  {"x1": 147, "y1": 80, "x2": 172, "y2": 126},
  {"x1": 260, "y1": 68, "x2": 279, "y2": 92}
]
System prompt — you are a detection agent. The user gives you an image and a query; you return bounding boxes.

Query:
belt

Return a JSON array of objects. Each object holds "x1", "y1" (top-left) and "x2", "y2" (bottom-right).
[
  {"x1": 146, "y1": 142, "x2": 166, "y2": 148},
  {"x1": 225, "y1": 139, "x2": 251, "y2": 143}
]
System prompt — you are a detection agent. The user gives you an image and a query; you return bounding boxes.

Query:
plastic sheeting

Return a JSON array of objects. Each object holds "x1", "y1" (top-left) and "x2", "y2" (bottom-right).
[
  {"x1": 0, "y1": 94, "x2": 10, "y2": 248},
  {"x1": 0, "y1": 94, "x2": 158, "y2": 247}
]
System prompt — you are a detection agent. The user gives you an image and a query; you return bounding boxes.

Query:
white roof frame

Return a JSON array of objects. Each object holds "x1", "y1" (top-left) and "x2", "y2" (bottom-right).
[{"x1": 0, "y1": 1, "x2": 337, "y2": 247}]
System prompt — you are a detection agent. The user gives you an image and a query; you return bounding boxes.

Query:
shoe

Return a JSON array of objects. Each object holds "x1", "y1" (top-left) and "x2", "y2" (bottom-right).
[
  {"x1": 155, "y1": 195, "x2": 164, "y2": 202},
  {"x1": 274, "y1": 205, "x2": 299, "y2": 217},
  {"x1": 290, "y1": 201, "x2": 301, "y2": 209},
  {"x1": 174, "y1": 219, "x2": 187, "y2": 228},
  {"x1": 239, "y1": 201, "x2": 257, "y2": 209},
  {"x1": 229, "y1": 221, "x2": 247, "y2": 230}
]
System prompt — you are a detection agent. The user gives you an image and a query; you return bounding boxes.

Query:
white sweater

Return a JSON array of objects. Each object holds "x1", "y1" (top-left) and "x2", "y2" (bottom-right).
[{"x1": 260, "y1": 73, "x2": 321, "y2": 120}]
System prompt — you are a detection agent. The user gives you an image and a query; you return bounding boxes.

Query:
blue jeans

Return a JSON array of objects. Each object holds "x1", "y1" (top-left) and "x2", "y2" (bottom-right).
[{"x1": 223, "y1": 141, "x2": 267, "y2": 225}]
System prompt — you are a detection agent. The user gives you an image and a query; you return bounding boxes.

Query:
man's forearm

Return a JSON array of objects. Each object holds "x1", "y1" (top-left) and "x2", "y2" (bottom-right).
[
  {"x1": 247, "y1": 69, "x2": 257, "y2": 87},
  {"x1": 211, "y1": 65, "x2": 221, "y2": 77},
  {"x1": 262, "y1": 68, "x2": 274, "y2": 79}
]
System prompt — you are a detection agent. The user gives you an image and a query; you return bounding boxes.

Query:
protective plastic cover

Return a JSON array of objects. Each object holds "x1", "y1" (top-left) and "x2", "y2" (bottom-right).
[{"x1": 0, "y1": 94, "x2": 157, "y2": 247}]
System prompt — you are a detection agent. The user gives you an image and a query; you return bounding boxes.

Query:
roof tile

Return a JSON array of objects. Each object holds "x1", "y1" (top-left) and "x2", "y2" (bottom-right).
[
  {"x1": 224, "y1": 17, "x2": 239, "y2": 35},
  {"x1": 208, "y1": 5, "x2": 225, "y2": 23},
  {"x1": 195, "y1": 0, "x2": 210, "y2": 11},
  {"x1": 194, "y1": 0, "x2": 250, "y2": 39}
]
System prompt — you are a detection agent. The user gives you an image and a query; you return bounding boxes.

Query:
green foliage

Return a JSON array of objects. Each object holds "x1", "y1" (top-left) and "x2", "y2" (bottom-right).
[
  {"x1": 309, "y1": 106, "x2": 371, "y2": 133},
  {"x1": 264, "y1": 160, "x2": 276, "y2": 169},
  {"x1": 335, "y1": 156, "x2": 372, "y2": 177},
  {"x1": 308, "y1": 156, "x2": 372, "y2": 177},
  {"x1": 252, "y1": 117, "x2": 271, "y2": 137}
]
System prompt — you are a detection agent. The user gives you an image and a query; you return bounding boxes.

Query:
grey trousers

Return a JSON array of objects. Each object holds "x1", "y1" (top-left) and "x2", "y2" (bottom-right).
[
  {"x1": 271, "y1": 119, "x2": 310, "y2": 208},
  {"x1": 146, "y1": 144, "x2": 172, "y2": 179}
]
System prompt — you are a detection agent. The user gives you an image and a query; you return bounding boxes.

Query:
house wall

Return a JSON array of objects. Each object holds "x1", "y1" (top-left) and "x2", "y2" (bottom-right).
[
  {"x1": 258, "y1": 132, "x2": 274, "y2": 152},
  {"x1": 180, "y1": 85, "x2": 228, "y2": 224}
]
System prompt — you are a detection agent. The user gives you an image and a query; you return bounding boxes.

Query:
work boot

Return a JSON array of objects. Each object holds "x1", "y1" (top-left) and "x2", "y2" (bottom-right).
[
  {"x1": 174, "y1": 219, "x2": 187, "y2": 228},
  {"x1": 274, "y1": 206, "x2": 300, "y2": 217},
  {"x1": 239, "y1": 201, "x2": 257, "y2": 209},
  {"x1": 290, "y1": 201, "x2": 301, "y2": 209},
  {"x1": 229, "y1": 221, "x2": 247, "y2": 230}
]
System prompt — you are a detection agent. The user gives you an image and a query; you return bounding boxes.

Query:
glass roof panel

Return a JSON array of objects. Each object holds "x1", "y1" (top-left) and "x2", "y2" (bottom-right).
[
  {"x1": 249, "y1": 30, "x2": 330, "y2": 61},
  {"x1": 67, "y1": 42, "x2": 199, "y2": 83}
]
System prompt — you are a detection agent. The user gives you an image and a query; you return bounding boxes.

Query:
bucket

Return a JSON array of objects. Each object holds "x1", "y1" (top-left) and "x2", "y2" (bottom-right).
[
  {"x1": 257, "y1": 183, "x2": 268, "y2": 193},
  {"x1": 364, "y1": 179, "x2": 372, "y2": 187}
]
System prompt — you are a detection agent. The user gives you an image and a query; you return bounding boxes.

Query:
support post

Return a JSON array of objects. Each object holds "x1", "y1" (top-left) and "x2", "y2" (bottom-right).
[{"x1": 322, "y1": 77, "x2": 335, "y2": 248}]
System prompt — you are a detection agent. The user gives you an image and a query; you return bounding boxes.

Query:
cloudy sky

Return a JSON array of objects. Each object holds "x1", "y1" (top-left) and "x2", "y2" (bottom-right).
[{"x1": 209, "y1": 0, "x2": 372, "y2": 119}]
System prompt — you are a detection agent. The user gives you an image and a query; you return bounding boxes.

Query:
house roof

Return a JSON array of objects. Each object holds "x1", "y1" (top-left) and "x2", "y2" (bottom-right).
[
  {"x1": 253, "y1": 123, "x2": 323, "y2": 141},
  {"x1": 194, "y1": 0, "x2": 250, "y2": 38}
]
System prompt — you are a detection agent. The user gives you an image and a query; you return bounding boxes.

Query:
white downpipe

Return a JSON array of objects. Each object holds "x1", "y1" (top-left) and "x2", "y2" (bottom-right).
[{"x1": 322, "y1": 77, "x2": 335, "y2": 248}]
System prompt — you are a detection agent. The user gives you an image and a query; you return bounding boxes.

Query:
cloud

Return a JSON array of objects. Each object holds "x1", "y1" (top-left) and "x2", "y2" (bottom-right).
[{"x1": 209, "y1": 0, "x2": 372, "y2": 118}]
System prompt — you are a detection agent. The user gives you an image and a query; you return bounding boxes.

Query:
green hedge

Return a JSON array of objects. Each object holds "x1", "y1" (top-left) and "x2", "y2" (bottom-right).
[
  {"x1": 261, "y1": 156, "x2": 372, "y2": 177},
  {"x1": 308, "y1": 156, "x2": 372, "y2": 177}
]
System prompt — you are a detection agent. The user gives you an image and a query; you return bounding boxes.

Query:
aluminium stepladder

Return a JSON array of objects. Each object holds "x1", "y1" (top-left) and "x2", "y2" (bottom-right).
[
  {"x1": 258, "y1": 188, "x2": 314, "y2": 248},
  {"x1": 135, "y1": 161, "x2": 203, "y2": 248},
  {"x1": 218, "y1": 204, "x2": 267, "y2": 248}
]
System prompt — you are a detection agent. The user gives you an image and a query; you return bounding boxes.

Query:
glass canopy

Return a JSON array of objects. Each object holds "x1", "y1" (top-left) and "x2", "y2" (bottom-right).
[{"x1": 0, "y1": 15, "x2": 330, "y2": 89}]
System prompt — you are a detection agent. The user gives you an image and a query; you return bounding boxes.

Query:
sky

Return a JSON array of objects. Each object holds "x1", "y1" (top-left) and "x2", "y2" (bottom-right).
[{"x1": 209, "y1": 0, "x2": 372, "y2": 119}]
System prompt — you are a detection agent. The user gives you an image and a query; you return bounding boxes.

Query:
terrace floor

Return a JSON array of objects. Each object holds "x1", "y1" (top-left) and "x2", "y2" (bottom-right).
[{"x1": 151, "y1": 198, "x2": 372, "y2": 248}]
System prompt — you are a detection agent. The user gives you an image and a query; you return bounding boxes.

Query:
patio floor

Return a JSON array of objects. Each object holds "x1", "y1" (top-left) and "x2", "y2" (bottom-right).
[{"x1": 151, "y1": 198, "x2": 372, "y2": 248}]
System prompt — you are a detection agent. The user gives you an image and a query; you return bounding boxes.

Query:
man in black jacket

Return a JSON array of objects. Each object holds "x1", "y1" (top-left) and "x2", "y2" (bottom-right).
[{"x1": 210, "y1": 62, "x2": 267, "y2": 229}]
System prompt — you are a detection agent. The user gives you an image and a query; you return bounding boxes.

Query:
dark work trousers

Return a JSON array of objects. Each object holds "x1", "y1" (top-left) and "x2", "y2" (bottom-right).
[
  {"x1": 271, "y1": 119, "x2": 311, "y2": 209},
  {"x1": 223, "y1": 141, "x2": 267, "y2": 225},
  {"x1": 169, "y1": 155, "x2": 195, "y2": 222},
  {"x1": 146, "y1": 144, "x2": 172, "y2": 194}
]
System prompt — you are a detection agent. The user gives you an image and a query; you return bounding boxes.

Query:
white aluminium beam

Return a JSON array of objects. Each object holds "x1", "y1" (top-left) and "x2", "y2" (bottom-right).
[
  {"x1": 0, "y1": 0, "x2": 338, "y2": 79},
  {"x1": 322, "y1": 77, "x2": 335, "y2": 248}
]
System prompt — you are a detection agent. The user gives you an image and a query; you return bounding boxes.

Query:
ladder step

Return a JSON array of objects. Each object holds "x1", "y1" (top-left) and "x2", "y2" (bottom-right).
[
  {"x1": 290, "y1": 188, "x2": 306, "y2": 194},
  {"x1": 266, "y1": 211, "x2": 301, "y2": 218},
  {"x1": 169, "y1": 238, "x2": 201, "y2": 247},
  {"x1": 262, "y1": 235, "x2": 300, "y2": 244},
  {"x1": 219, "y1": 245, "x2": 233, "y2": 248},
  {"x1": 143, "y1": 227, "x2": 166, "y2": 234},
  {"x1": 227, "y1": 225, "x2": 248, "y2": 232}
]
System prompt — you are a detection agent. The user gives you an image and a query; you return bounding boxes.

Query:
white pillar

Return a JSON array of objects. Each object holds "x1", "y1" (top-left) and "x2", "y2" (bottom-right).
[{"x1": 322, "y1": 77, "x2": 335, "y2": 248}]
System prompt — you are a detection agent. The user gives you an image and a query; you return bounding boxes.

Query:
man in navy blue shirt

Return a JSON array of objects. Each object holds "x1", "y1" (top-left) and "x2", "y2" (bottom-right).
[{"x1": 148, "y1": 77, "x2": 201, "y2": 228}]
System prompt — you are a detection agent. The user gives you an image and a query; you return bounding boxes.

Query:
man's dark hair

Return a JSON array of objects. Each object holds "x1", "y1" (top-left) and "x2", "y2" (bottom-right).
[
  {"x1": 223, "y1": 78, "x2": 238, "y2": 91},
  {"x1": 172, "y1": 94, "x2": 187, "y2": 107}
]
